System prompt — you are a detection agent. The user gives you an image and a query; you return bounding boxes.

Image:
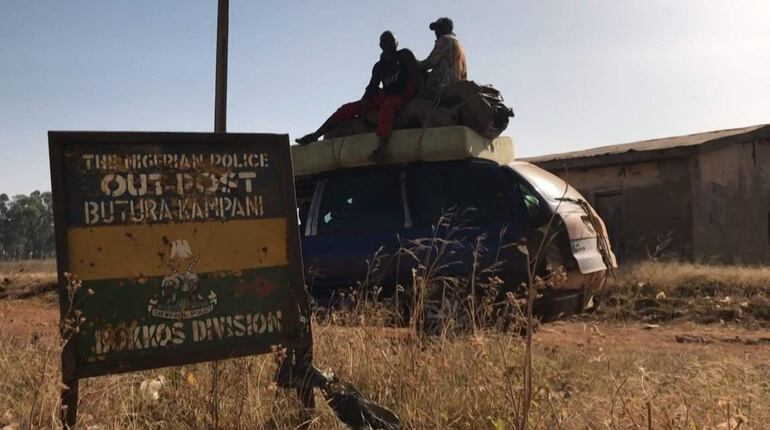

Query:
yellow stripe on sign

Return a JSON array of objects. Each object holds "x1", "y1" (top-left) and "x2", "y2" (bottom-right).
[{"x1": 67, "y1": 218, "x2": 288, "y2": 281}]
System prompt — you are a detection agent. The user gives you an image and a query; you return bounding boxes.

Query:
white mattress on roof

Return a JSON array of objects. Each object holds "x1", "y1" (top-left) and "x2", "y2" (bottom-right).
[{"x1": 291, "y1": 126, "x2": 514, "y2": 176}]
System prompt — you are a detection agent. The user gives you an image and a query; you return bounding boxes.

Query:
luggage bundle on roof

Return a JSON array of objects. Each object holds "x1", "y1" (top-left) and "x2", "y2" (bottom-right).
[
  {"x1": 324, "y1": 80, "x2": 514, "y2": 141},
  {"x1": 291, "y1": 125, "x2": 514, "y2": 177}
]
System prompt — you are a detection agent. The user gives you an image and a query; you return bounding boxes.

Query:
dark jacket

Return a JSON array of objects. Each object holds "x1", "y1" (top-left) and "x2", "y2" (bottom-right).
[{"x1": 363, "y1": 48, "x2": 418, "y2": 100}]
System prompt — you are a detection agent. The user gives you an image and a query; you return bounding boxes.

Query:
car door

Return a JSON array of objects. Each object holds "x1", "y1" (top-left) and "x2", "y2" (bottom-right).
[
  {"x1": 300, "y1": 167, "x2": 407, "y2": 300},
  {"x1": 401, "y1": 161, "x2": 529, "y2": 289}
]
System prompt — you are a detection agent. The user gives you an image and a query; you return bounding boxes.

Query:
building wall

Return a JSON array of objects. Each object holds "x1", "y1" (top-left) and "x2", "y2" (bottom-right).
[
  {"x1": 549, "y1": 158, "x2": 693, "y2": 260},
  {"x1": 691, "y1": 139, "x2": 770, "y2": 262}
]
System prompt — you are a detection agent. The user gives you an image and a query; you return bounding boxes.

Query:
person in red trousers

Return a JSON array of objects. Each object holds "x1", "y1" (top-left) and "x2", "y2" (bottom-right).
[{"x1": 295, "y1": 31, "x2": 417, "y2": 156}]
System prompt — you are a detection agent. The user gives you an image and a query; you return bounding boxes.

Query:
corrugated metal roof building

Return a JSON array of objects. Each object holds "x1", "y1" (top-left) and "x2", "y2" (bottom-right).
[{"x1": 525, "y1": 125, "x2": 770, "y2": 262}]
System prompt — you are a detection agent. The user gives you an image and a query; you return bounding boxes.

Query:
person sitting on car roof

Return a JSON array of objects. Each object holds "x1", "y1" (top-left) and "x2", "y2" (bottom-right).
[
  {"x1": 419, "y1": 17, "x2": 467, "y2": 98},
  {"x1": 295, "y1": 31, "x2": 418, "y2": 156}
]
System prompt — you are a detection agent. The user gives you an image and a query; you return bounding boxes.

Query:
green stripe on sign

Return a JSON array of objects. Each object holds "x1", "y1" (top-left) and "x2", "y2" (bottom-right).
[{"x1": 72, "y1": 266, "x2": 304, "y2": 365}]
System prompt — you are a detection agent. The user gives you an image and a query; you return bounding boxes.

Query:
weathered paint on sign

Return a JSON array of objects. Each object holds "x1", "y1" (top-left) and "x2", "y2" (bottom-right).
[{"x1": 49, "y1": 132, "x2": 310, "y2": 378}]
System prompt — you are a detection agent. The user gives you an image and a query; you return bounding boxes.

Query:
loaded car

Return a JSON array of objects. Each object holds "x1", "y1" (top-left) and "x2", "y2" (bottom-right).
[{"x1": 292, "y1": 126, "x2": 616, "y2": 321}]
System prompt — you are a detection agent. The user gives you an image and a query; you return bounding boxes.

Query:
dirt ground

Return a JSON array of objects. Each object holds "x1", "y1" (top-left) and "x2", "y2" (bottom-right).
[
  {"x1": 2, "y1": 258, "x2": 769, "y2": 355},
  {"x1": 537, "y1": 319, "x2": 770, "y2": 363},
  {"x1": 0, "y1": 295, "x2": 58, "y2": 340},
  {"x1": 4, "y1": 295, "x2": 769, "y2": 361}
]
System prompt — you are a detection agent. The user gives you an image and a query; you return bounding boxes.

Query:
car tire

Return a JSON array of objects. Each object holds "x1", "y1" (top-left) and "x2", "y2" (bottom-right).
[{"x1": 533, "y1": 290, "x2": 587, "y2": 322}]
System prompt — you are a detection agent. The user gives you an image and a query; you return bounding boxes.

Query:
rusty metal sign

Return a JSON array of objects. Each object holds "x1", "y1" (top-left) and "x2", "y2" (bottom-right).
[{"x1": 49, "y1": 132, "x2": 311, "y2": 381}]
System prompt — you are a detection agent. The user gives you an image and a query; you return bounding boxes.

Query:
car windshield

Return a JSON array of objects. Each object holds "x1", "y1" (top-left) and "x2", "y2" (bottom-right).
[{"x1": 510, "y1": 162, "x2": 586, "y2": 204}]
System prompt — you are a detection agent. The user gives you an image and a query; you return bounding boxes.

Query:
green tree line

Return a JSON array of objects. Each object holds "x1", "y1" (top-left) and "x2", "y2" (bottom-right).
[{"x1": 0, "y1": 191, "x2": 55, "y2": 260}]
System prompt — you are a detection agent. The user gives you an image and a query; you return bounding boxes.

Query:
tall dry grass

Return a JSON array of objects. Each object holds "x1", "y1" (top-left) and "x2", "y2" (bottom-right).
[
  {"x1": 1, "y1": 313, "x2": 767, "y2": 429},
  {"x1": 2, "y1": 236, "x2": 768, "y2": 427}
]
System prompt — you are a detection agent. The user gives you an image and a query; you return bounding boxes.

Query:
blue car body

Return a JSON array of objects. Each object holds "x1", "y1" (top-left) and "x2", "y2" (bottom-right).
[{"x1": 295, "y1": 158, "x2": 616, "y2": 316}]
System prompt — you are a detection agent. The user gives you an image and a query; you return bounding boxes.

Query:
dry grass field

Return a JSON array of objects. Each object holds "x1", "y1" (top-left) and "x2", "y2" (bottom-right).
[
  {"x1": 1, "y1": 260, "x2": 769, "y2": 429},
  {"x1": 601, "y1": 261, "x2": 770, "y2": 327},
  {"x1": 0, "y1": 259, "x2": 56, "y2": 277},
  {"x1": 0, "y1": 259, "x2": 57, "y2": 300}
]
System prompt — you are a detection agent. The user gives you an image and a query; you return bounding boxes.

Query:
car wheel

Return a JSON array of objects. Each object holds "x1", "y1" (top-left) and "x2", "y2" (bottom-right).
[{"x1": 533, "y1": 290, "x2": 587, "y2": 322}]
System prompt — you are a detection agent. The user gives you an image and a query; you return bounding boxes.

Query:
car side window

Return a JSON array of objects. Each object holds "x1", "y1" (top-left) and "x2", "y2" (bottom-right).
[
  {"x1": 316, "y1": 169, "x2": 404, "y2": 235},
  {"x1": 295, "y1": 178, "x2": 315, "y2": 229},
  {"x1": 406, "y1": 164, "x2": 516, "y2": 227},
  {"x1": 515, "y1": 180, "x2": 550, "y2": 227}
]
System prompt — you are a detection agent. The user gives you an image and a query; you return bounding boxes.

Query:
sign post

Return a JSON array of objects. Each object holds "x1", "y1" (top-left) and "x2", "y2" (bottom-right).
[
  {"x1": 214, "y1": 0, "x2": 228, "y2": 133},
  {"x1": 49, "y1": 132, "x2": 311, "y2": 428}
]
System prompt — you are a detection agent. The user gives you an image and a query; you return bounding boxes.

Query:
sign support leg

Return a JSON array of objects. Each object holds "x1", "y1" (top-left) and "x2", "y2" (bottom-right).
[
  {"x1": 296, "y1": 347, "x2": 316, "y2": 408},
  {"x1": 294, "y1": 347, "x2": 315, "y2": 429},
  {"x1": 60, "y1": 378, "x2": 78, "y2": 429}
]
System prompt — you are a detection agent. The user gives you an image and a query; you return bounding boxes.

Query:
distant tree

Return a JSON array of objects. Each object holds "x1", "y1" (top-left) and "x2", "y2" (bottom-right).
[
  {"x1": 0, "y1": 193, "x2": 9, "y2": 257},
  {"x1": 0, "y1": 191, "x2": 55, "y2": 260}
]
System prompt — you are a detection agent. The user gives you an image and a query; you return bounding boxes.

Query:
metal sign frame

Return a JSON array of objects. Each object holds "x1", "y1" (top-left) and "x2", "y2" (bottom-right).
[{"x1": 49, "y1": 131, "x2": 312, "y2": 426}]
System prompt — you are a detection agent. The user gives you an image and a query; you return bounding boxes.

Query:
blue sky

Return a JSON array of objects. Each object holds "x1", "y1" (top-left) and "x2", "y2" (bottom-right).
[{"x1": 1, "y1": 1, "x2": 769, "y2": 195}]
